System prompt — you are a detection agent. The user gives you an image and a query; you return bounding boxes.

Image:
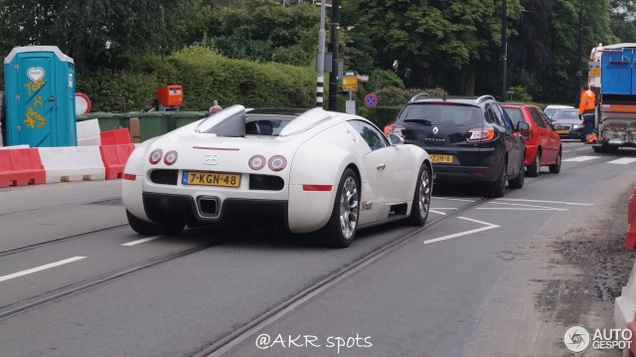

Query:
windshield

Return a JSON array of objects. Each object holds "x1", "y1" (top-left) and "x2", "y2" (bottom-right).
[
  {"x1": 504, "y1": 107, "x2": 523, "y2": 123},
  {"x1": 399, "y1": 103, "x2": 482, "y2": 126},
  {"x1": 552, "y1": 110, "x2": 580, "y2": 120}
]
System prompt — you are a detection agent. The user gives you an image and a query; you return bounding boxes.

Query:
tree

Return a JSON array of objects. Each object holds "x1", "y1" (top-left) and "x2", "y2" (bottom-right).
[
  {"x1": 610, "y1": 0, "x2": 636, "y2": 42},
  {"x1": 0, "y1": 0, "x2": 203, "y2": 70},
  {"x1": 195, "y1": 2, "x2": 321, "y2": 66},
  {"x1": 506, "y1": 0, "x2": 616, "y2": 104},
  {"x1": 342, "y1": 0, "x2": 522, "y2": 95}
]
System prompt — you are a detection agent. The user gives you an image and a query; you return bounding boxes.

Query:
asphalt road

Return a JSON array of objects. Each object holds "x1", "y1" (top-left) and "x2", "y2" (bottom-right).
[{"x1": 0, "y1": 140, "x2": 634, "y2": 357}]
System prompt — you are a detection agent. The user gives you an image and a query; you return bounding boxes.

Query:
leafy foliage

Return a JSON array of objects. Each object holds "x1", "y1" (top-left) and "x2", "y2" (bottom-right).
[
  {"x1": 0, "y1": 0, "x2": 203, "y2": 70},
  {"x1": 194, "y1": 2, "x2": 321, "y2": 65},
  {"x1": 0, "y1": 0, "x2": 631, "y2": 113}
]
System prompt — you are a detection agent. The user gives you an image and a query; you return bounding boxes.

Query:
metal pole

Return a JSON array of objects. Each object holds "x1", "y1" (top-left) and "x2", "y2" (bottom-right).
[
  {"x1": 328, "y1": 0, "x2": 340, "y2": 111},
  {"x1": 316, "y1": 0, "x2": 326, "y2": 107},
  {"x1": 500, "y1": 0, "x2": 507, "y2": 102},
  {"x1": 578, "y1": 0, "x2": 584, "y2": 90}
]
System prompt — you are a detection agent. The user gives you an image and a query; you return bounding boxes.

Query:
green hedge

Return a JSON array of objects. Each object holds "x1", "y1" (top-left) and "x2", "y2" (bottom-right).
[
  {"x1": 358, "y1": 106, "x2": 401, "y2": 129},
  {"x1": 76, "y1": 46, "x2": 317, "y2": 112}
]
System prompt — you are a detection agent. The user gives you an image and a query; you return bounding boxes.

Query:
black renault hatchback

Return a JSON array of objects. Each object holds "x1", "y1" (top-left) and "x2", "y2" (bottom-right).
[{"x1": 384, "y1": 94, "x2": 529, "y2": 197}]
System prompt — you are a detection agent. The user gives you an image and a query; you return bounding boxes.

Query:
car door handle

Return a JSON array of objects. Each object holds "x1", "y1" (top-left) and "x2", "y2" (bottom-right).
[{"x1": 377, "y1": 163, "x2": 386, "y2": 170}]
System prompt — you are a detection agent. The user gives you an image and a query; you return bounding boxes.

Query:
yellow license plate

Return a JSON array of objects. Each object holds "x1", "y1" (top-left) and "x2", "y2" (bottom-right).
[
  {"x1": 429, "y1": 154, "x2": 454, "y2": 164},
  {"x1": 589, "y1": 68, "x2": 601, "y2": 77},
  {"x1": 182, "y1": 171, "x2": 241, "y2": 187},
  {"x1": 556, "y1": 129, "x2": 569, "y2": 134}
]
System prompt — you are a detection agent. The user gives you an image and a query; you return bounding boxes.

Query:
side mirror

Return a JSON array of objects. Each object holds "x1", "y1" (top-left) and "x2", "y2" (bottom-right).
[
  {"x1": 388, "y1": 133, "x2": 405, "y2": 145},
  {"x1": 515, "y1": 121, "x2": 529, "y2": 131}
]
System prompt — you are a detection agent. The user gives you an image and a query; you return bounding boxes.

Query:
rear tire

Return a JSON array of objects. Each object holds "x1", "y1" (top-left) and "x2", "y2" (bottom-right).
[
  {"x1": 316, "y1": 168, "x2": 360, "y2": 248},
  {"x1": 127, "y1": 210, "x2": 160, "y2": 235},
  {"x1": 526, "y1": 151, "x2": 540, "y2": 177},
  {"x1": 508, "y1": 162, "x2": 525, "y2": 189},
  {"x1": 406, "y1": 163, "x2": 432, "y2": 226},
  {"x1": 486, "y1": 163, "x2": 506, "y2": 198},
  {"x1": 126, "y1": 210, "x2": 185, "y2": 236},
  {"x1": 549, "y1": 149, "x2": 562, "y2": 174}
]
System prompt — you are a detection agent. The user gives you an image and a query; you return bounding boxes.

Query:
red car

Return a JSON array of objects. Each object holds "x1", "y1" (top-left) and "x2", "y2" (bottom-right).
[{"x1": 502, "y1": 103, "x2": 562, "y2": 177}]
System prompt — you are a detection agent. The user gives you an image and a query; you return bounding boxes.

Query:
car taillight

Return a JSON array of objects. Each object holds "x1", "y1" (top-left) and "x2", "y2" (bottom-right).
[
  {"x1": 467, "y1": 128, "x2": 497, "y2": 142},
  {"x1": 149, "y1": 149, "x2": 163, "y2": 165},
  {"x1": 525, "y1": 128, "x2": 533, "y2": 140},
  {"x1": 384, "y1": 124, "x2": 405, "y2": 137},
  {"x1": 303, "y1": 185, "x2": 333, "y2": 191},
  {"x1": 122, "y1": 173, "x2": 136, "y2": 181},
  {"x1": 164, "y1": 150, "x2": 178, "y2": 165},
  {"x1": 248, "y1": 155, "x2": 266, "y2": 170},
  {"x1": 268, "y1": 155, "x2": 287, "y2": 171}
]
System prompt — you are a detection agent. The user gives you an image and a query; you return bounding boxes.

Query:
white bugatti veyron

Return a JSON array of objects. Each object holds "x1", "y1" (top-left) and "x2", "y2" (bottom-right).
[{"x1": 122, "y1": 105, "x2": 433, "y2": 248}]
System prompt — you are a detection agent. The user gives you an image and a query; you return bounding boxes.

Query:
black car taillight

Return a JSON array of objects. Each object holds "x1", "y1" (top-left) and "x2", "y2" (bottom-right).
[
  {"x1": 467, "y1": 128, "x2": 497, "y2": 142},
  {"x1": 384, "y1": 124, "x2": 405, "y2": 137}
]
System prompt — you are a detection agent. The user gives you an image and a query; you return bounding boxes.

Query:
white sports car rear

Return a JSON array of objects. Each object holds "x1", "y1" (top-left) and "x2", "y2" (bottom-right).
[{"x1": 122, "y1": 105, "x2": 433, "y2": 247}]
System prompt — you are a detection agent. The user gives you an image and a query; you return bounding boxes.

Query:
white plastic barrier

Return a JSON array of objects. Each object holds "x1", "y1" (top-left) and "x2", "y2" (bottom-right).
[
  {"x1": 0, "y1": 145, "x2": 30, "y2": 150},
  {"x1": 38, "y1": 146, "x2": 105, "y2": 183},
  {"x1": 76, "y1": 119, "x2": 101, "y2": 146},
  {"x1": 615, "y1": 258, "x2": 636, "y2": 357}
]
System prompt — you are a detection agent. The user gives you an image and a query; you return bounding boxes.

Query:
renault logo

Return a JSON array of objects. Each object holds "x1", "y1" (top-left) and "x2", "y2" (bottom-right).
[{"x1": 432, "y1": 127, "x2": 439, "y2": 135}]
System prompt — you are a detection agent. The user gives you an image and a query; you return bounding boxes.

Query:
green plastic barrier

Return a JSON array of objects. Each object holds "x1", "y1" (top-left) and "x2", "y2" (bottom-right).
[
  {"x1": 136, "y1": 112, "x2": 173, "y2": 142},
  {"x1": 174, "y1": 111, "x2": 209, "y2": 129},
  {"x1": 76, "y1": 112, "x2": 126, "y2": 131}
]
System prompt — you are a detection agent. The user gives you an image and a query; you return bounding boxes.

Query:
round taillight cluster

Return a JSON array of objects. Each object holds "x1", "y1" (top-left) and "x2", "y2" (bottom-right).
[
  {"x1": 248, "y1": 155, "x2": 287, "y2": 171},
  {"x1": 149, "y1": 149, "x2": 163, "y2": 165},
  {"x1": 164, "y1": 150, "x2": 178, "y2": 166},
  {"x1": 248, "y1": 155, "x2": 266, "y2": 170},
  {"x1": 268, "y1": 155, "x2": 287, "y2": 171},
  {"x1": 149, "y1": 149, "x2": 179, "y2": 165}
]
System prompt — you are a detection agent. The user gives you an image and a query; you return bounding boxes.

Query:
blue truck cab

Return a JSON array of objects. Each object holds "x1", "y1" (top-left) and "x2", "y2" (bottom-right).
[{"x1": 591, "y1": 43, "x2": 636, "y2": 153}]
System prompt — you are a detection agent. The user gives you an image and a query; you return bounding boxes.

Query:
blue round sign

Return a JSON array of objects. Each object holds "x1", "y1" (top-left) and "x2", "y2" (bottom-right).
[{"x1": 364, "y1": 93, "x2": 378, "y2": 108}]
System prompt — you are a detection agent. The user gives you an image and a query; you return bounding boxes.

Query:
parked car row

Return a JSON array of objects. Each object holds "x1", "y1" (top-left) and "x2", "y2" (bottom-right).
[
  {"x1": 382, "y1": 95, "x2": 568, "y2": 197},
  {"x1": 123, "y1": 105, "x2": 433, "y2": 248},
  {"x1": 121, "y1": 96, "x2": 570, "y2": 248}
]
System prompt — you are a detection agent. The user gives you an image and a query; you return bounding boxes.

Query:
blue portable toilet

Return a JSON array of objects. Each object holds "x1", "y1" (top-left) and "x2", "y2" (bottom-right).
[{"x1": 3, "y1": 46, "x2": 77, "y2": 147}]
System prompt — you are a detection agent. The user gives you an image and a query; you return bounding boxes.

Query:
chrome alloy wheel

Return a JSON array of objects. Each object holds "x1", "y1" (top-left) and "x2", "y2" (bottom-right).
[
  {"x1": 416, "y1": 168, "x2": 431, "y2": 219},
  {"x1": 338, "y1": 176, "x2": 359, "y2": 240}
]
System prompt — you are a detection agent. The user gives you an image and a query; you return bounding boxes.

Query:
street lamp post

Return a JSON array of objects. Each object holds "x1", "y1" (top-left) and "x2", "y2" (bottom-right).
[
  {"x1": 500, "y1": 0, "x2": 507, "y2": 102},
  {"x1": 328, "y1": 0, "x2": 340, "y2": 111},
  {"x1": 316, "y1": 0, "x2": 326, "y2": 107}
]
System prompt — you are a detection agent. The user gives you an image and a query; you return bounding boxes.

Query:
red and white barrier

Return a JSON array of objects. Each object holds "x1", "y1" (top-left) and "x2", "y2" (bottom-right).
[
  {"x1": 0, "y1": 128, "x2": 135, "y2": 188},
  {"x1": 0, "y1": 147, "x2": 46, "y2": 188}
]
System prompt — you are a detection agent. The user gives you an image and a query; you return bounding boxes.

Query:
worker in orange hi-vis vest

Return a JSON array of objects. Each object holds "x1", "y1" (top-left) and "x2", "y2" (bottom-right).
[{"x1": 579, "y1": 85, "x2": 597, "y2": 143}]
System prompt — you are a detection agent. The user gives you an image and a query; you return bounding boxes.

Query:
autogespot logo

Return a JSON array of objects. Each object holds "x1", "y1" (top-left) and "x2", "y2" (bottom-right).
[{"x1": 564, "y1": 324, "x2": 591, "y2": 353}]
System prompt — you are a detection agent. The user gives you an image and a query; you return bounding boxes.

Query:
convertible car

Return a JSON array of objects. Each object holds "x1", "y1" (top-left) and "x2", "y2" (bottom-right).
[{"x1": 122, "y1": 105, "x2": 433, "y2": 248}]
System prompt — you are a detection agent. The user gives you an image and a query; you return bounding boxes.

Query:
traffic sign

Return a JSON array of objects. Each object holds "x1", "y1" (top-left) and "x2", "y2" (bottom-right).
[
  {"x1": 342, "y1": 73, "x2": 358, "y2": 91},
  {"x1": 364, "y1": 93, "x2": 378, "y2": 108}
]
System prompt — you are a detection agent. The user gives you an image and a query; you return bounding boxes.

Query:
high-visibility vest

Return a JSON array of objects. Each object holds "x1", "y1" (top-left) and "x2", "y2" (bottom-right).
[{"x1": 579, "y1": 89, "x2": 596, "y2": 114}]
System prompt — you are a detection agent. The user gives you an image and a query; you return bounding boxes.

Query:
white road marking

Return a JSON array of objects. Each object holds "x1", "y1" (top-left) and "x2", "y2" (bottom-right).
[
  {"x1": 0, "y1": 256, "x2": 87, "y2": 283},
  {"x1": 608, "y1": 158, "x2": 636, "y2": 164},
  {"x1": 424, "y1": 217, "x2": 499, "y2": 245},
  {"x1": 433, "y1": 197, "x2": 478, "y2": 202},
  {"x1": 477, "y1": 202, "x2": 568, "y2": 211},
  {"x1": 122, "y1": 236, "x2": 162, "y2": 246},
  {"x1": 495, "y1": 198, "x2": 593, "y2": 206},
  {"x1": 575, "y1": 147, "x2": 590, "y2": 151},
  {"x1": 563, "y1": 155, "x2": 599, "y2": 162},
  {"x1": 430, "y1": 208, "x2": 458, "y2": 216}
]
